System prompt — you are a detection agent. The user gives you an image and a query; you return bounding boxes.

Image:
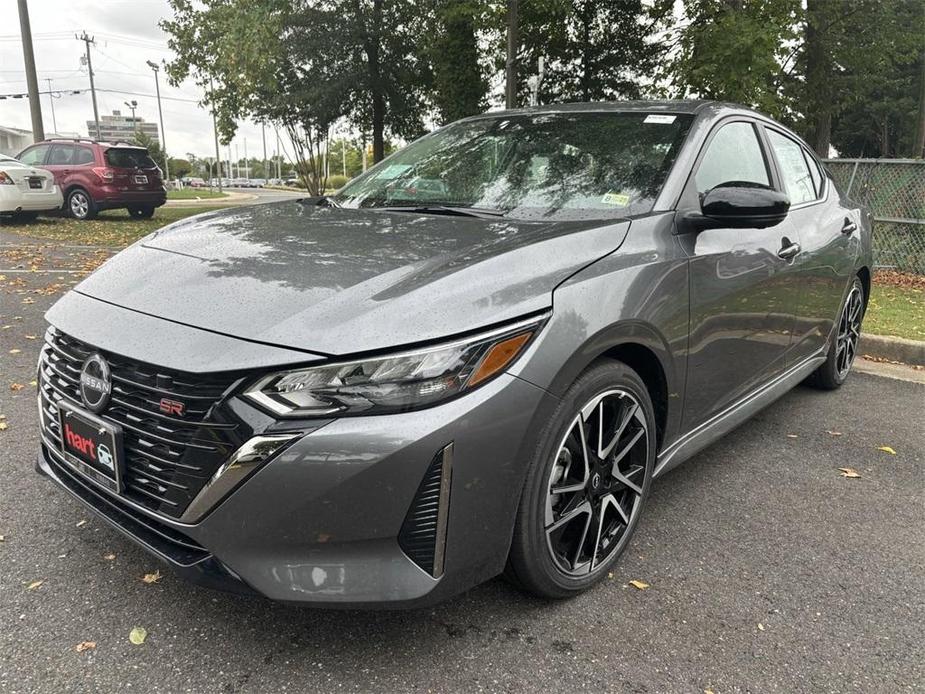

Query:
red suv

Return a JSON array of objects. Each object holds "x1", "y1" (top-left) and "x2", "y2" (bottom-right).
[{"x1": 17, "y1": 139, "x2": 167, "y2": 220}]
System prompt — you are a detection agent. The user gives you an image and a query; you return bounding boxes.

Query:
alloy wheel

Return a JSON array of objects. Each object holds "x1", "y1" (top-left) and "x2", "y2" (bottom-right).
[
  {"x1": 545, "y1": 389, "x2": 649, "y2": 577},
  {"x1": 835, "y1": 284, "x2": 863, "y2": 379},
  {"x1": 70, "y1": 192, "x2": 89, "y2": 219}
]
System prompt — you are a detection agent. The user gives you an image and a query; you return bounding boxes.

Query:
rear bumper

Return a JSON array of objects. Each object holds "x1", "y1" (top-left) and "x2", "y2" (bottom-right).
[
  {"x1": 96, "y1": 187, "x2": 166, "y2": 209},
  {"x1": 36, "y1": 371, "x2": 551, "y2": 608},
  {"x1": 0, "y1": 187, "x2": 63, "y2": 213}
]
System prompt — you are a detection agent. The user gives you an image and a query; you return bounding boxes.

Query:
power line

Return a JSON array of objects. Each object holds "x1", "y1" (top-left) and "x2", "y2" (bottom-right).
[{"x1": 0, "y1": 87, "x2": 201, "y2": 104}]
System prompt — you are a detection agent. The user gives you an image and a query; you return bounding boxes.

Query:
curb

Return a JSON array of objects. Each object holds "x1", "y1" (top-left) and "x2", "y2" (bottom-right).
[
  {"x1": 164, "y1": 191, "x2": 256, "y2": 207},
  {"x1": 859, "y1": 333, "x2": 925, "y2": 366}
]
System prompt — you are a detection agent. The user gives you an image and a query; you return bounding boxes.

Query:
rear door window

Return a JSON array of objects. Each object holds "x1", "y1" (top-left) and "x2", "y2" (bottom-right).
[
  {"x1": 767, "y1": 130, "x2": 816, "y2": 205},
  {"x1": 695, "y1": 122, "x2": 770, "y2": 194},
  {"x1": 105, "y1": 148, "x2": 157, "y2": 169},
  {"x1": 19, "y1": 144, "x2": 50, "y2": 166},
  {"x1": 74, "y1": 146, "x2": 95, "y2": 165}
]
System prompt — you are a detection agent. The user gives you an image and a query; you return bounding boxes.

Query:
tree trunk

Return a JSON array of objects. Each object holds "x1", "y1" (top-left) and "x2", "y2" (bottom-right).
[
  {"x1": 505, "y1": 0, "x2": 519, "y2": 109},
  {"x1": 804, "y1": 0, "x2": 832, "y2": 156},
  {"x1": 915, "y1": 49, "x2": 925, "y2": 158},
  {"x1": 369, "y1": 0, "x2": 385, "y2": 163}
]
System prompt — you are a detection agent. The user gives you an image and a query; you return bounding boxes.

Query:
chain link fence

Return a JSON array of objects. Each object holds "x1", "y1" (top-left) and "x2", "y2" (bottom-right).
[{"x1": 823, "y1": 158, "x2": 925, "y2": 274}]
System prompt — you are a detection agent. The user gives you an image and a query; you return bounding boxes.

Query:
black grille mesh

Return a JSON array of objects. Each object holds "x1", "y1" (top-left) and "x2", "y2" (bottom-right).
[
  {"x1": 37, "y1": 327, "x2": 243, "y2": 519},
  {"x1": 398, "y1": 445, "x2": 452, "y2": 577}
]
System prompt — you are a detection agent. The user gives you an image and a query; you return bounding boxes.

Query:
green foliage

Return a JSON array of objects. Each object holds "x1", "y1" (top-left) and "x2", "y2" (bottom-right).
[
  {"x1": 326, "y1": 174, "x2": 350, "y2": 190},
  {"x1": 668, "y1": 0, "x2": 800, "y2": 119},
  {"x1": 131, "y1": 131, "x2": 167, "y2": 173},
  {"x1": 169, "y1": 158, "x2": 192, "y2": 179},
  {"x1": 430, "y1": 1, "x2": 488, "y2": 123}
]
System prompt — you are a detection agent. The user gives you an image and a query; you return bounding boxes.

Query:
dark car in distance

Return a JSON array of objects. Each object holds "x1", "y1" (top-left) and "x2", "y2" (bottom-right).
[
  {"x1": 17, "y1": 138, "x2": 167, "y2": 220},
  {"x1": 35, "y1": 101, "x2": 871, "y2": 607}
]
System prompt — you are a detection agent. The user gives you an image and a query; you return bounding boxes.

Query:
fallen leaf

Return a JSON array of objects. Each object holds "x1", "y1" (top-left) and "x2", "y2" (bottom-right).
[
  {"x1": 26, "y1": 580, "x2": 44, "y2": 591},
  {"x1": 10, "y1": 383, "x2": 24, "y2": 391},
  {"x1": 75, "y1": 641, "x2": 96, "y2": 653},
  {"x1": 76, "y1": 519, "x2": 88, "y2": 527},
  {"x1": 0, "y1": 422, "x2": 7, "y2": 432},
  {"x1": 628, "y1": 580, "x2": 649, "y2": 590},
  {"x1": 877, "y1": 446, "x2": 896, "y2": 455},
  {"x1": 141, "y1": 570, "x2": 162, "y2": 584},
  {"x1": 29, "y1": 380, "x2": 37, "y2": 386},
  {"x1": 825, "y1": 430, "x2": 842, "y2": 437},
  {"x1": 24, "y1": 334, "x2": 37, "y2": 340},
  {"x1": 786, "y1": 434, "x2": 798, "y2": 439},
  {"x1": 757, "y1": 623, "x2": 765, "y2": 631},
  {"x1": 103, "y1": 553, "x2": 115, "y2": 561},
  {"x1": 128, "y1": 627, "x2": 147, "y2": 645},
  {"x1": 8, "y1": 349, "x2": 21, "y2": 355},
  {"x1": 0, "y1": 534, "x2": 5, "y2": 541},
  {"x1": 838, "y1": 467, "x2": 861, "y2": 478}
]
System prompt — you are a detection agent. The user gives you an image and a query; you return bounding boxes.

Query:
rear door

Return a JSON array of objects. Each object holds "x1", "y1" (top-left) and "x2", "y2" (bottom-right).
[
  {"x1": 679, "y1": 119, "x2": 804, "y2": 431},
  {"x1": 104, "y1": 147, "x2": 163, "y2": 192},
  {"x1": 764, "y1": 128, "x2": 859, "y2": 360}
]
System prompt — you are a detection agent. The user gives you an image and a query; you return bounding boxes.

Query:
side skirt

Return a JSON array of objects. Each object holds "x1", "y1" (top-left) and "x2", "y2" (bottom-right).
[{"x1": 653, "y1": 350, "x2": 827, "y2": 478}]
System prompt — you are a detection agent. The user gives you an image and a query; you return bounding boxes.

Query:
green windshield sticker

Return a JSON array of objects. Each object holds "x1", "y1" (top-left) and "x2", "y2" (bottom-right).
[
  {"x1": 601, "y1": 192, "x2": 631, "y2": 206},
  {"x1": 374, "y1": 164, "x2": 412, "y2": 180}
]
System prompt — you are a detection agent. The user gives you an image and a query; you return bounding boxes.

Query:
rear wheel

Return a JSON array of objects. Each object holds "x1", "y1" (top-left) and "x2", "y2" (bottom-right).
[
  {"x1": 66, "y1": 189, "x2": 96, "y2": 220},
  {"x1": 806, "y1": 277, "x2": 865, "y2": 390},
  {"x1": 128, "y1": 206, "x2": 155, "y2": 219},
  {"x1": 506, "y1": 360, "x2": 656, "y2": 599}
]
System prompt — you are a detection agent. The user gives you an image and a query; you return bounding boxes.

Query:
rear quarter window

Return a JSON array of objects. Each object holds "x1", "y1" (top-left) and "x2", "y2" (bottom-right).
[{"x1": 105, "y1": 148, "x2": 157, "y2": 169}]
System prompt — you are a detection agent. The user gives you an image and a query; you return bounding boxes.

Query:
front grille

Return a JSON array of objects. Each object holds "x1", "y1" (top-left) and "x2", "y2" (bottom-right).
[{"x1": 38, "y1": 327, "x2": 244, "y2": 520}]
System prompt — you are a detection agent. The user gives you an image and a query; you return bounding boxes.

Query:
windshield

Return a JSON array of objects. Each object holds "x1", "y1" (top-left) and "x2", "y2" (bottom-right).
[
  {"x1": 334, "y1": 112, "x2": 694, "y2": 220},
  {"x1": 105, "y1": 148, "x2": 157, "y2": 169}
]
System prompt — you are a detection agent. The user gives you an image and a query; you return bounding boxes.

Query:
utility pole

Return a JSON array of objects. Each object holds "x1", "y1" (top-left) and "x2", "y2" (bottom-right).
[
  {"x1": 76, "y1": 32, "x2": 101, "y2": 139},
  {"x1": 45, "y1": 78, "x2": 57, "y2": 133},
  {"x1": 146, "y1": 60, "x2": 169, "y2": 182},
  {"x1": 261, "y1": 123, "x2": 268, "y2": 184},
  {"x1": 123, "y1": 100, "x2": 138, "y2": 137},
  {"x1": 243, "y1": 138, "x2": 248, "y2": 179},
  {"x1": 208, "y1": 78, "x2": 221, "y2": 192},
  {"x1": 275, "y1": 128, "x2": 281, "y2": 180},
  {"x1": 505, "y1": 0, "x2": 519, "y2": 109},
  {"x1": 17, "y1": 0, "x2": 44, "y2": 142}
]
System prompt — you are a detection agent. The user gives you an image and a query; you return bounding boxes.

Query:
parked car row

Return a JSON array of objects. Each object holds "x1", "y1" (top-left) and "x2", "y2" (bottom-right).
[{"x1": 2, "y1": 137, "x2": 167, "y2": 221}]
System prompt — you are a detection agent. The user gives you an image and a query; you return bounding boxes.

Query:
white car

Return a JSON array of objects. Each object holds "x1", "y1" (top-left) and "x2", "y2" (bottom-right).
[{"x1": 0, "y1": 154, "x2": 63, "y2": 220}]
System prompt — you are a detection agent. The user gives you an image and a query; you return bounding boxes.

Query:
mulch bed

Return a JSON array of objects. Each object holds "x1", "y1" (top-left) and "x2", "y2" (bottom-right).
[{"x1": 873, "y1": 270, "x2": 925, "y2": 290}]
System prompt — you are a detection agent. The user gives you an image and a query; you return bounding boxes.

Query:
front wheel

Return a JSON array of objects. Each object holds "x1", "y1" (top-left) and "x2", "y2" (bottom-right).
[
  {"x1": 806, "y1": 277, "x2": 865, "y2": 390},
  {"x1": 506, "y1": 359, "x2": 656, "y2": 599},
  {"x1": 127, "y1": 206, "x2": 155, "y2": 219}
]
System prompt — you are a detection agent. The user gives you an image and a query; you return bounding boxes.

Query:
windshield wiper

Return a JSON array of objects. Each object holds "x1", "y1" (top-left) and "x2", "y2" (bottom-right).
[{"x1": 375, "y1": 205, "x2": 505, "y2": 219}]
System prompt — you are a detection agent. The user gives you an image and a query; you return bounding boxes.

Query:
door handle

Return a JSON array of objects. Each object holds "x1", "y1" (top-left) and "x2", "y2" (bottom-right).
[
  {"x1": 778, "y1": 240, "x2": 801, "y2": 260},
  {"x1": 841, "y1": 219, "x2": 858, "y2": 235}
]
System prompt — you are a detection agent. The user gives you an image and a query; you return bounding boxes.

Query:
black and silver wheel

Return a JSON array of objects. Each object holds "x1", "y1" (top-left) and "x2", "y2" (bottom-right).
[
  {"x1": 507, "y1": 360, "x2": 656, "y2": 598},
  {"x1": 807, "y1": 276, "x2": 865, "y2": 390},
  {"x1": 66, "y1": 189, "x2": 96, "y2": 220}
]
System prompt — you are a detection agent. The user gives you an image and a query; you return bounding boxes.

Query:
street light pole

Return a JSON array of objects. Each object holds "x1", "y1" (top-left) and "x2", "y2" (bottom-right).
[
  {"x1": 17, "y1": 0, "x2": 44, "y2": 142},
  {"x1": 45, "y1": 78, "x2": 57, "y2": 134},
  {"x1": 124, "y1": 100, "x2": 138, "y2": 138},
  {"x1": 146, "y1": 60, "x2": 170, "y2": 183}
]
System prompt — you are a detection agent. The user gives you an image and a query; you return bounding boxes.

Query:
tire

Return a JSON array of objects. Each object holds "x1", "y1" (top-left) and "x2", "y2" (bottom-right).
[
  {"x1": 506, "y1": 359, "x2": 656, "y2": 599},
  {"x1": 806, "y1": 276, "x2": 865, "y2": 390},
  {"x1": 128, "y1": 206, "x2": 155, "y2": 219},
  {"x1": 66, "y1": 188, "x2": 96, "y2": 220}
]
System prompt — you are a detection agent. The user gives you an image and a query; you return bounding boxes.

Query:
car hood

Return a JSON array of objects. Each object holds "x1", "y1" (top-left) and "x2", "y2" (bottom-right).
[{"x1": 73, "y1": 201, "x2": 630, "y2": 356}]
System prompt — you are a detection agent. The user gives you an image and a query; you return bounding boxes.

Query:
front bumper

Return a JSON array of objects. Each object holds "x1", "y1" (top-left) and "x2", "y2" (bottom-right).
[{"x1": 37, "y1": 371, "x2": 550, "y2": 608}]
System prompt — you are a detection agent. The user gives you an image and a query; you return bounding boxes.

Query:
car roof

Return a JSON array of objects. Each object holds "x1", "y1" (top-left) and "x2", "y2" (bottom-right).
[{"x1": 459, "y1": 99, "x2": 766, "y2": 122}]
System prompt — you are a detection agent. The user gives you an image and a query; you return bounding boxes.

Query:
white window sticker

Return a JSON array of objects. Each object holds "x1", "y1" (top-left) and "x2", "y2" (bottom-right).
[{"x1": 643, "y1": 114, "x2": 677, "y2": 124}]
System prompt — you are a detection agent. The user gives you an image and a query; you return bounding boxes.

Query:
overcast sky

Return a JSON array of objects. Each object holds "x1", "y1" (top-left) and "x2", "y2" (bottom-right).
[{"x1": 0, "y1": 0, "x2": 282, "y2": 161}]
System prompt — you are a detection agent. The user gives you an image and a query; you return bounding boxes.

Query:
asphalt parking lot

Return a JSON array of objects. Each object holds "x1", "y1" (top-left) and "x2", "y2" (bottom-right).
[{"x1": 1, "y1": 231, "x2": 922, "y2": 694}]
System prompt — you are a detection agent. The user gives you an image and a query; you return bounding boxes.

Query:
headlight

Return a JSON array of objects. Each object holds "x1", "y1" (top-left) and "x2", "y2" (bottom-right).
[{"x1": 243, "y1": 315, "x2": 547, "y2": 417}]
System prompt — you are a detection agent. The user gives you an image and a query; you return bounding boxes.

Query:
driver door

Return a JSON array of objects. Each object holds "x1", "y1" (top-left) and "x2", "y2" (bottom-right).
[{"x1": 679, "y1": 119, "x2": 803, "y2": 432}]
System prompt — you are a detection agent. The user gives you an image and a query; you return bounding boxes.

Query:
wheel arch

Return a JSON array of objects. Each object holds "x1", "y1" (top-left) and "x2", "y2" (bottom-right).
[{"x1": 857, "y1": 265, "x2": 871, "y2": 313}]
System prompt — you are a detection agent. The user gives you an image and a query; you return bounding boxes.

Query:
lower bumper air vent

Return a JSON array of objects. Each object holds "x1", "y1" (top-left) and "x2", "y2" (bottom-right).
[{"x1": 398, "y1": 443, "x2": 453, "y2": 578}]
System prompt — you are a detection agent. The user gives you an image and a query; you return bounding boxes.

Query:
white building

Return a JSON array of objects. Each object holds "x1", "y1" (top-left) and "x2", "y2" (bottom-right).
[{"x1": 0, "y1": 125, "x2": 34, "y2": 156}]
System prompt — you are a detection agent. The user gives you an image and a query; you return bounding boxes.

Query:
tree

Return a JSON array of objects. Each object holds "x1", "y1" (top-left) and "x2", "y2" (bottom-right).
[
  {"x1": 667, "y1": 0, "x2": 800, "y2": 119},
  {"x1": 169, "y1": 158, "x2": 192, "y2": 179},
  {"x1": 131, "y1": 130, "x2": 167, "y2": 173},
  {"x1": 430, "y1": 0, "x2": 488, "y2": 122},
  {"x1": 792, "y1": 0, "x2": 925, "y2": 156}
]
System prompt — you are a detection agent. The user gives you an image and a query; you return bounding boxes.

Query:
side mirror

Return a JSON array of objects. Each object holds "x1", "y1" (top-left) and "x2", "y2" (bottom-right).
[{"x1": 698, "y1": 181, "x2": 790, "y2": 229}]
